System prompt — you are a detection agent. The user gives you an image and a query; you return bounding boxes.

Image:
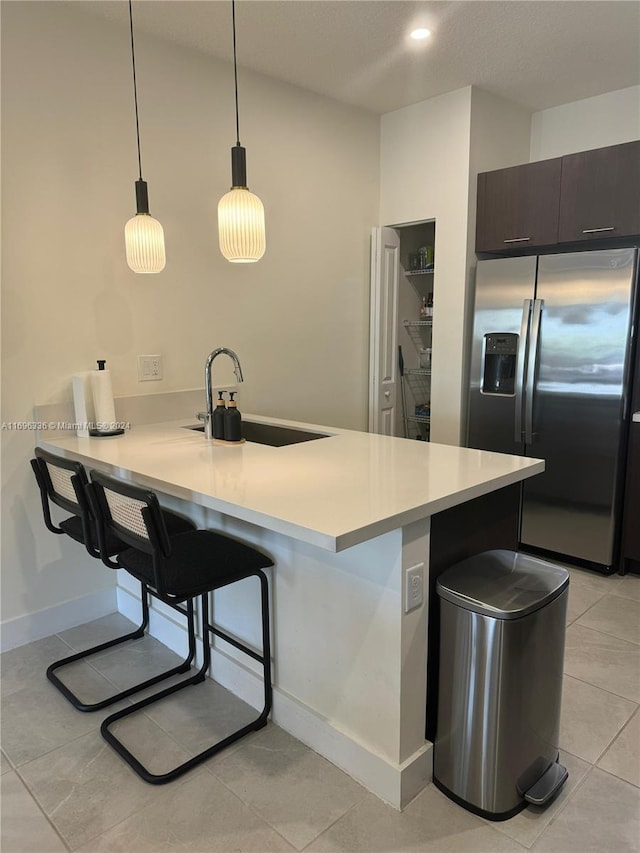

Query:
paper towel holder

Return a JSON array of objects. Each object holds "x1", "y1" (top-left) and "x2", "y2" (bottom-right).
[{"x1": 89, "y1": 360, "x2": 125, "y2": 437}]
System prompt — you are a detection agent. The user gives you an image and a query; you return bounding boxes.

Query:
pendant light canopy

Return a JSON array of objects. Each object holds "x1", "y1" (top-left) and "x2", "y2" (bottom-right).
[
  {"x1": 218, "y1": 0, "x2": 265, "y2": 263},
  {"x1": 124, "y1": 0, "x2": 165, "y2": 273}
]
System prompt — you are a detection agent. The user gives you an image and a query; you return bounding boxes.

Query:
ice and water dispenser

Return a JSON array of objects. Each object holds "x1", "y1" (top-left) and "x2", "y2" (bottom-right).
[{"x1": 482, "y1": 333, "x2": 518, "y2": 396}]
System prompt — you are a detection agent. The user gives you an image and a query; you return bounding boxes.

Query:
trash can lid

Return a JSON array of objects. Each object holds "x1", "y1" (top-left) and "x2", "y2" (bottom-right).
[{"x1": 436, "y1": 550, "x2": 569, "y2": 619}]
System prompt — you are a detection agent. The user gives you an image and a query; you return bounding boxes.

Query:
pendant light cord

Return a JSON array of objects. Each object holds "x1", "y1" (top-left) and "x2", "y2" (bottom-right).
[
  {"x1": 232, "y1": 0, "x2": 240, "y2": 146},
  {"x1": 128, "y1": 0, "x2": 143, "y2": 180}
]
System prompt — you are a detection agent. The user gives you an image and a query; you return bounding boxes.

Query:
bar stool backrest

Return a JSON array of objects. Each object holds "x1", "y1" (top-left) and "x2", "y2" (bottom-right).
[
  {"x1": 89, "y1": 470, "x2": 173, "y2": 593},
  {"x1": 31, "y1": 448, "x2": 94, "y2": 547},
  {"x1": 32, "y1": 447, "x2": 87, "y2": 517}
]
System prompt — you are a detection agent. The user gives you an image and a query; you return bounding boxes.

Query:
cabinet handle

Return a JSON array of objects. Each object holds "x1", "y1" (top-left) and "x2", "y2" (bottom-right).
[
  {"x1": 582, "y1": 227, "x2": 615, "y2": 234},
  {"x1": 503, "y1": 237, "x2": 530, "y2": 243}
]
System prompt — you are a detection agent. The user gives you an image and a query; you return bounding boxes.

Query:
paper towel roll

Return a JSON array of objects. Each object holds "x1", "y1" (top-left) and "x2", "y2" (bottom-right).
[
  {"x1": 72, "y1": 372, "x2": 94, "y2": 437},
  {"x1": 90, "y1": 367, "x2": 117, "y2": 433}
]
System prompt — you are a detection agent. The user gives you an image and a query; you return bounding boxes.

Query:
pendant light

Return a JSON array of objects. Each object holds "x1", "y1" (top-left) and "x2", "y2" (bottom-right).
[
  {"x1": 124, "y1": 0, "x2": 166, "y2": 273},
  {"x1": 218, "y1": 0, "x2": 266, "y2": 263}
]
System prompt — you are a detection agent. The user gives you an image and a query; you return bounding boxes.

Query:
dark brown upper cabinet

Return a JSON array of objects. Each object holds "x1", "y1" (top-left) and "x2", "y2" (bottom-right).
[
  {"x1": 558, "y1": 140, "x2": 640, "y2": 243},
  {"x1": 475, "y1": 158, "x2": 562, "y2": 253}
]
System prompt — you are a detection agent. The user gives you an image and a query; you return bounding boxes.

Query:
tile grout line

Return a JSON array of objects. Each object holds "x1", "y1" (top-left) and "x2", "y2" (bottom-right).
[
  {"x1": 200, "y1": 761, "x2": 300, "y2": 851},
  {"x1": 588, "y1": 702, "x2": 640, "y2": 768},
  {"x1": 571, "y1": 595, "x2": 640, "y2": 645},
  {"x1": 593, "y1": 705, "x2": 640, "y2": 785},
  {"x1": 560, "y1": 670, "x2": 640, "y2": 769},
  {"x1": 297, "y1": 795, "x2": 371, "y2": 852},
  {"x1": 12, "y1": 766, "x2": 73, "y2": 852},
  {"x1": 62, "y1": 768, "x2": 213, "y2": 852},
  {"x1": 205, "y1": 726, "x2": 371, "y2": 852},
  {"x1": 595, "y1": 763, "x2": 640, "y2": 791},
  {"x1": 7, "y1": 703, "x2": 102, "y2": 775},
  {"x1": 562, "y1": 669, "x2": 640, "y2": 706},
  {"x1": 565, "y1": 586, "x2": 608, "y2": 627},
  {"x1": 566, "y1": 617, "x2": 640, "y2": 648}
]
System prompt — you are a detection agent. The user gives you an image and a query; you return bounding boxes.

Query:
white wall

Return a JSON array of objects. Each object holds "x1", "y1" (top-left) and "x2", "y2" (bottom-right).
[
  {"x1": 468, "y1": 88, "x2": 532, "y2": 237},
  {"x1": 530, "y1": 85, "x2": 640, "y2": 160},
  {"x1": 380, "y1": 87, "x2": 473, "y2": 445},
  {"x1": 1, "y1": 2, "x2": 379, "y2": 643},
  {"x1": 379, "y1": 87, "x2": 531, "y2": 445}
]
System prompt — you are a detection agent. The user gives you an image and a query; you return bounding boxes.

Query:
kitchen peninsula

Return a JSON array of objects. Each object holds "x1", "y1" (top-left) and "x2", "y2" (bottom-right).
[{"x1": 39, "y1": 413, "x2": 543, "y2": 808}]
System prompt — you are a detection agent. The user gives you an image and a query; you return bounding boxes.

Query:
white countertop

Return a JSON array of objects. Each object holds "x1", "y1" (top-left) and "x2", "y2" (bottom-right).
[{"x1": 40, "y1": 414, "x2": 544, "y2": 552}]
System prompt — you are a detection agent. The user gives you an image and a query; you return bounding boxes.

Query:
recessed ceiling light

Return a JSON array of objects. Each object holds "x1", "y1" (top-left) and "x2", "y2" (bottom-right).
[{"x1": 410, "y1": 28, "x2": 432, "y2": 40}]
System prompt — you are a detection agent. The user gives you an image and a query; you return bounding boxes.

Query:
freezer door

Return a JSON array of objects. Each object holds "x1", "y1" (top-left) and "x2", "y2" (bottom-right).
[
  {"x1": 468, "y1": 256, "x2": 537, "y2": 454},
  {"x1": 520, "y1": 249, "x2": 637, "y2": 567}
]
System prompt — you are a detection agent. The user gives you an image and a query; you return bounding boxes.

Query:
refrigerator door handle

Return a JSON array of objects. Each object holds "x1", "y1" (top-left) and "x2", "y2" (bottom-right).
[
  {"x1": 515, "y1": 299, "x2": 532, "y2": 443},
  {"x1": 525, "y1": 298, "x2": 544, "y2": 444}
]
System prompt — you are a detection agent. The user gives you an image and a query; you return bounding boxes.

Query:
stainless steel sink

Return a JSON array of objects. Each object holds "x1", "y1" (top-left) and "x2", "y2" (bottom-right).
[{"x1": 187, "y1": 420, "x2": 330, "y2": 447}]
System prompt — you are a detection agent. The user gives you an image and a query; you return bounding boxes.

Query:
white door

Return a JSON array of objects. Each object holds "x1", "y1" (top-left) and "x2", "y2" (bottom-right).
[{"x1": 368, "y1": 227, "x2": 400, "y2": 434}]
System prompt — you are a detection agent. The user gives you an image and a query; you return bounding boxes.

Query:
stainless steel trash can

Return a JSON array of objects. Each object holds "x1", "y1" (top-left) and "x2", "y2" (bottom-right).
[{"x1": 433, "y1": 549, "x2": 569, "y2": 821}]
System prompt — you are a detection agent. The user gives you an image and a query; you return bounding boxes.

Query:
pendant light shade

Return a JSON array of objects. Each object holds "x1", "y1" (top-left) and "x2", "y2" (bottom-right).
[
  {"x1": 218, "y1": 1, "x2": 265, "y2": 263},
  {"x1": 125, "y1": 215, "x2": 165, "y2": 273},
  {"x1": 125, "y1": 178, "x2": 166, "y2": 273},
  {"x1": 218, "y1": 187, "x2": 265, "y2": 263},
  {"x1": 218, "y1": 144, "x2": 265, "y2": 262},
  {"x1": 125, "y1": 1, "x2": 165, "y2": 273}
]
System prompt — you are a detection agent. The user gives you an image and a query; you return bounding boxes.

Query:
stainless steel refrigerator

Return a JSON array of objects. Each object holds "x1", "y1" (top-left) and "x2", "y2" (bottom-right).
[{"x1": 467, "y1": 248, "x2": 638, "y2": 572}]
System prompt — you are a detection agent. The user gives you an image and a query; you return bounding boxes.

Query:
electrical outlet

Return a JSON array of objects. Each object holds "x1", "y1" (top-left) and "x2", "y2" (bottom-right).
[
  {"x1": 137, "y1": 354, "x2": 163, "y2": 381},
  {"x1": 405, "y1": 563, "x2": 424, "y2": 613},
  {"x1": 149, "y1": 355, "x2": 162, "y2": 378}
]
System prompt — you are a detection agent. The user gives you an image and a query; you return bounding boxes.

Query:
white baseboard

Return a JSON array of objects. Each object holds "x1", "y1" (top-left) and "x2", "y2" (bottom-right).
[
  {"x1": 119, "y1": 588, "x2": 433, "y2": 809},
  {"x1": 269, "y1": 681, "x2": 433, "y2": 809},
  {"x1": 0, "y1": 588, "x2": 118, "y2": 652}
]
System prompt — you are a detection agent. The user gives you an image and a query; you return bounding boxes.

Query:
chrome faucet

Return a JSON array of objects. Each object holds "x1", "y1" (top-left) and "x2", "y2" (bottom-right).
[{"x1": 201, "y1": 347, "x2": 244, "y2": 439}]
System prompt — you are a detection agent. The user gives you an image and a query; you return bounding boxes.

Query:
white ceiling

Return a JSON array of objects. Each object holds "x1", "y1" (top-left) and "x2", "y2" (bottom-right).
[{"x1": 78, "y1": 1, "x2": 640, "y2": 115}]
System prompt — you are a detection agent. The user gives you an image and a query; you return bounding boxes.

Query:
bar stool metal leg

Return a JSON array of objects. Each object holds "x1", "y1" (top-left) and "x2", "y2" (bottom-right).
[
  {"x1": 46, "y1": 584, "x2": 197, "y2": 712},
  {"x1": 100, "y1": 571, "x2": 271, "y2": 785}
]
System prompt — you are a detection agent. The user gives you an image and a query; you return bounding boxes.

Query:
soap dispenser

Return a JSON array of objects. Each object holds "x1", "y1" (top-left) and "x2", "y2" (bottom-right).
[
  {"x1": 213, "y1": 391, "x2": 226, "y2": 440},
  {"x1": 223, "y1": 392, "x2": 242, "y2": 442}
]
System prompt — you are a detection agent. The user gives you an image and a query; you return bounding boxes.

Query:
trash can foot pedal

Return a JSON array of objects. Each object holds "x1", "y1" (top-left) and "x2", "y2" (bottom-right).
[{"x1": 523, "y1": 762, "x2": 568, "y2": 806}]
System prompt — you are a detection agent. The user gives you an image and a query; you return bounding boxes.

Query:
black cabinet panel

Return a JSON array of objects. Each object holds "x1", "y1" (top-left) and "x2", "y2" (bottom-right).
[
  {"x1": 559, "y1": 141, "x2": 640, "y2": 243},
  {"x1": 623, "y1": 425, "x2": 640, "y2": 564}
]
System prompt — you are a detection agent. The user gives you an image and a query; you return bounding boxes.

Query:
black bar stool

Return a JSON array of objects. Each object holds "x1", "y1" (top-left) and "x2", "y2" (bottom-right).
[
  {"x1": 88, "y1": 469, "x2": 273, "y2": 785},
  {"x1": 31, "y1": 447, "x2": 197, "y2": 711}
]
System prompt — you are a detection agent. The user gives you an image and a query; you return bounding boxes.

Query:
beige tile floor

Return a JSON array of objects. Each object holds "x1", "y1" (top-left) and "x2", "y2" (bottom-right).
[{"x1": 2, "y1": 566, "x2": 639, "y2": 852}]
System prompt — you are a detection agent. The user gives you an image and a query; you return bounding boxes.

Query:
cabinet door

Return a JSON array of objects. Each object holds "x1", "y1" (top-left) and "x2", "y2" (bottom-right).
[
  {"x1": 476, "y1": 159, "x2": 562, "y2": 253},
  {"x1": 559, "y1": 141, "x2": 640, "y2": 243}
]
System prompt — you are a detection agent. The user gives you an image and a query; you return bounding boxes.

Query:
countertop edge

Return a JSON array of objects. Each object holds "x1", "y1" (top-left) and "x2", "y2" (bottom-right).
[{"x1": 38, "y1": 417, "x2": 544, "y2": 552}]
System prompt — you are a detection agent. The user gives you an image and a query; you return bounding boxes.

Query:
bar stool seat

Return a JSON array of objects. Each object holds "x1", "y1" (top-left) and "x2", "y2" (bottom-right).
[
  {"x1": 89, "y1": 469, "x2": 273, "y2": 785},
  {"x1": 119, "y1": 529, "x2": 271, "y2": 599},
  {"x1": 30, "y1": 447, "x2": 197, "y2": 712}
]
